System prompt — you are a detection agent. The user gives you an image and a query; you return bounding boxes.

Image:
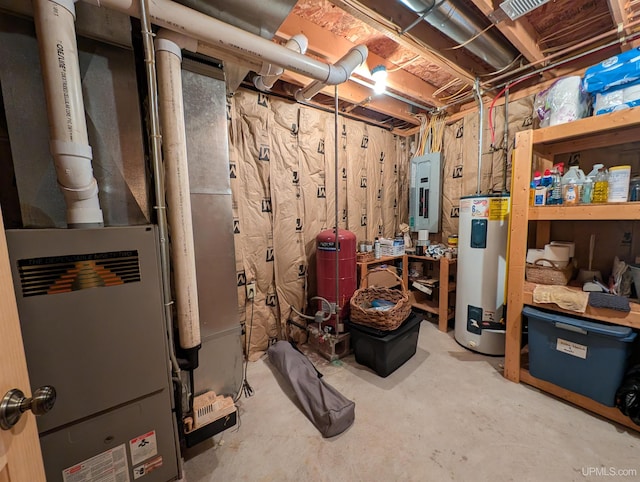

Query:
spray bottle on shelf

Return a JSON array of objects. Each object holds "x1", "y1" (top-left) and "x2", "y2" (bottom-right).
[
  {"x1": 374, "y1": 237, "x2": 381, "y2": 259},
  {"x1": 546, "y1": 164, "x2": 563, "y2": 205}
]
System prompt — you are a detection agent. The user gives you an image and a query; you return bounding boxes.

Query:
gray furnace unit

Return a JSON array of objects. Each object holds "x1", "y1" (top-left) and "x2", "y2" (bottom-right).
[{"x1": 6, "y1": 226, "x2": 179, "y2": 482}]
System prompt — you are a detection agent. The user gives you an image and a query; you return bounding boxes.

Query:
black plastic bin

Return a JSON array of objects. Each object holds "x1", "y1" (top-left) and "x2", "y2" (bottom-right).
[{"x1": 346, "y1": 312, "x2": 422, "y2": 377}]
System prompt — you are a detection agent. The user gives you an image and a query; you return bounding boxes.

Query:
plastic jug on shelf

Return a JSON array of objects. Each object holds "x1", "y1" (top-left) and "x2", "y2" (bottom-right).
[
  {"x1": 562, "y1": 166, "x2": 585, "y2": 204},
  {"x1": 592, "y1": 167, "x2": 609, "y2": 203}
]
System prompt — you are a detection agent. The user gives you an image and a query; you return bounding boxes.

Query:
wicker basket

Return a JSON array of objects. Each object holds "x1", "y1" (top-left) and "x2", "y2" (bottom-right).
[
  {"x1": 349, "y1": 268, "x2": 412, "y2": 331},
  {"x1": 356, "y1": 251, "x2": 374, "y2": 263},
  {"x1": 525, "y1": 258, "x2": 574, "y2": 286}
]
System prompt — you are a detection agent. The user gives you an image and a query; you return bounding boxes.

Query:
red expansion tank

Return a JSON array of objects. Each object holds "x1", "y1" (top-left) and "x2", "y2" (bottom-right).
[{"x1": 316, "y1": 228, "x2": 357, "y2": 329}]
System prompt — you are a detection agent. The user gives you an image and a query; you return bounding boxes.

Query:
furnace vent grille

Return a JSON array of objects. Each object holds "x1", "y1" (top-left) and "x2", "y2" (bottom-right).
[
  {"x1": 17, "y1": 250, "x2": 140, "y2": 297},
  {"x1": 499, "y1": 0, "x2": 549, "y2": 20}
]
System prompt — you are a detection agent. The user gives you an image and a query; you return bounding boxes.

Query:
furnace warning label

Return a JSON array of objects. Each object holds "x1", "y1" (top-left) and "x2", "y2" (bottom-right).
[
  {"x1": 133, "y1": 456, "x2": 164, "y2": 480},
  {"x1": 489, "y1": 198, "x2": 509, "y2": 221},
  {"x1": 129, "y1": 431, "x2": 158, "y2": 466},
  {"x1": 62, "y1": 444, "x2": 129, "y2": 482}
]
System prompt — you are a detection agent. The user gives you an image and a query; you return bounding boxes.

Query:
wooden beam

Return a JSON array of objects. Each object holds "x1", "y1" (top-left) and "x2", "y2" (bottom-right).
[
  {"x1": 280, "y1": 70, "x2": 420, "y2": 127},
  {"x1": 607, "y1": 0, "x2": 640, "y2": 49},
  {"x1": 608, "y1": 0, "x2": 627, "y2": 25},
  {"x1": 327, "y1": 0, "x2": 478, "y2": 85},
  {"x1": 278, "y1": 14, "x2": 443, "y2": 108},
  {"x1": 469, "y1": 0, "x2": 548, "y2": 70}
]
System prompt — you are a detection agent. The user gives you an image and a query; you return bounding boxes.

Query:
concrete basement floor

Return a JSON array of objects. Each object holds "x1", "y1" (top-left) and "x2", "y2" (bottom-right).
[{"x1": 183, "y1": 316, "x2": 640, "y2": 481}]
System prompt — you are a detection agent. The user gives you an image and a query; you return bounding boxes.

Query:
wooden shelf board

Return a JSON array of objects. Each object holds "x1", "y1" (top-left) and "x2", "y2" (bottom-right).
[
  {"x1": 519, "y1": 369, "x2": 638, "y2": 432},
  {"x1": 409, "y1": 291, "x2": 438, "y2": 315},
  {"x1": 531, "y1": 108, "x2": 640, "y2": 148},
  {"x1": 529, "y1": 203, "x2": 640, "y2": 221},
  {"x1": 407, "y1": 254, "x2": 457, "y2": 265},
  {"x1": 408, "y1": 281, "x2": 455, "y2": 292},
  {"x1": 357, "y1": 254, "x2": 403, "y2": 266},
  {"x1": 523, "y1": 282, "x2": 640, "y2": 329}
]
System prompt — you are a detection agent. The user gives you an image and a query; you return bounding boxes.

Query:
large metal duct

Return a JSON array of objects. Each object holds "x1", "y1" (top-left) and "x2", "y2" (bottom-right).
[
  {"x1": 175, "y1": 0, "x2": 298, "y2": 90},
  {"x1": 175, "y1": 0, "x2": 298, "y2": 38},
  {"x1": 399, "y1": 0, "x2": 517, "y2": 70}
]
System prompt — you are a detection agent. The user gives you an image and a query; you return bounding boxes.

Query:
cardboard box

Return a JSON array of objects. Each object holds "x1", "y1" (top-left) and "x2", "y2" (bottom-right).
[{"x1": 368, "y1": 266, "x2": 400, "y2": 288}]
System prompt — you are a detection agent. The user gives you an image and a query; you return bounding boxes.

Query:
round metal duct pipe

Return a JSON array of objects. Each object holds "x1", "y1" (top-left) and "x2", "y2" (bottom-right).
[{"x1": 399, "y1": 0, "x2": 517, "y2": 70}]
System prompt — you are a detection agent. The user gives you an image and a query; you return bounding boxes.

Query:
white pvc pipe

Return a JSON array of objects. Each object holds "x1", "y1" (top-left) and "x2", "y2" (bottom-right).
[
  {"x1": 34, "y1": 0, "x2": 103, "y2": 226},
  {"x1": 254, "y1": 34, "x2": 308, "y2": 91},
  {"x1": 155, "y1": 35, "x2": 201, "y2": 350},
  {"x1": 82, "y1": 0, "x2": 366, "y2": 85},
  {"x1": 295, "y1": 45, "x2": 368, "y2": 102}
]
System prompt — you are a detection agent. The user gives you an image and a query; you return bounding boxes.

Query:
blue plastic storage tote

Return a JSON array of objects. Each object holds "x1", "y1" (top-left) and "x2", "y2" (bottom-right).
[{"x1": 523, "y1": 306, "x2": 637, "y2": 406}]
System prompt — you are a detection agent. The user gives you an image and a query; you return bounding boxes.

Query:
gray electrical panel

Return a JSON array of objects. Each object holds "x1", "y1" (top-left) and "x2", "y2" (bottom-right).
[
  {"x1": 6, "y1": 226, "x2": 179, "y2": 482},
  {"x1": 409, "y1": 153, "x2": 441, "y2": 233}
]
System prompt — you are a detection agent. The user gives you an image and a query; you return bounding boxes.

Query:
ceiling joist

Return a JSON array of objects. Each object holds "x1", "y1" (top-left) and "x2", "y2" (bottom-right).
[
  {"x1": 279, "y1": 70, "x2": 420, "y2": 128},
  {"x1": 468, "y1": 0, "x2": 548, "y2": 72},
  {"x1": 327, "y1": 0, "x2": 478, "y2": 85},
  {"x1": 607, "y1": 0, "x2": 640, "y2": 49}
]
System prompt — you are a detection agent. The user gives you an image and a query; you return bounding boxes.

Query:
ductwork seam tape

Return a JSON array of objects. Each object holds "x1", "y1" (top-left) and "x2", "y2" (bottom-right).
[{"x1": 155, "y1": 39, "x2": 183, "y2": 60}]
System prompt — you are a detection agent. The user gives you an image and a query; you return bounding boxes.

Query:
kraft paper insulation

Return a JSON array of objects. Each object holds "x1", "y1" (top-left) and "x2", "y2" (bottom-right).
[
  {"x1": 441, "y1": 95, "x2": 534, "y2": 239},
  {"x1": 228, "y1": 89, "x2": 409, "y2": 358}
]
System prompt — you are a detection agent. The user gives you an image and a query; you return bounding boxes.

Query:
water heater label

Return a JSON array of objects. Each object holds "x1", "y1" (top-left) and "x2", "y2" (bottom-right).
[
  {"x1": 556, "y1": 338, "x2": 587, "y2": 359},
  {"x1": 489, "y1": 198, "x2": 509, "y2": 221},
  {"x1": 471, "y1": 199, "x2": 489, "y2": 218},
  {"x1": 62, "y1": 444, "x2": 129, "y2": 482},
  {"x1": 129, "y1": 430, "x2": 158, "y2": 466}
]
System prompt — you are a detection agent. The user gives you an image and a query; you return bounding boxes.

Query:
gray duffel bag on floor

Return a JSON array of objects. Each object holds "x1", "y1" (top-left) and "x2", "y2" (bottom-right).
[{"x1": 267, "y1": 341, "x2": 355, "y2": 438}]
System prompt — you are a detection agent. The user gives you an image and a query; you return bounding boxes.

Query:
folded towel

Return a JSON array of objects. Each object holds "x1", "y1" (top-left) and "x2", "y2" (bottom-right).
[
  {"x1": 533, "y1": 285, "x2": 589, "y2": 313},
  {"x1": 588, "y1": 292, "x2": 631, "y2": 312}
]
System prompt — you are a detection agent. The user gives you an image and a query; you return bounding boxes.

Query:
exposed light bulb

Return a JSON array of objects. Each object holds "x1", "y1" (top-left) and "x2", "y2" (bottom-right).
[{"x1": 371, "y1": 65, "x2": 387, "y2": 95}]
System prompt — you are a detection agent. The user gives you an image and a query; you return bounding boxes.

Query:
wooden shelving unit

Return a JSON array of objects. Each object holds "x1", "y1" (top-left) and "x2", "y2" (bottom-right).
[
  {"x1": 506, "y1": 108, "x2": 640, "y2": 431},
  {"x1": 356, "y1": 254, "x2": 456, "y2": 332},
  {"x1": 356, "y1": 254, "x2": 408, "y2": 290},
  {"x1": 522, "y1": 282, "x2": 640, "y2": 330},
  {"x1": 407, "y1": 254, "x2": 456, "y2": 332}
]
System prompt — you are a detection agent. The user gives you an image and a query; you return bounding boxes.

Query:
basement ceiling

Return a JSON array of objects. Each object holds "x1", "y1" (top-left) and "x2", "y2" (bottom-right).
[{"x1": 247, "y1": 0, "x2": 637, "y2": 133}]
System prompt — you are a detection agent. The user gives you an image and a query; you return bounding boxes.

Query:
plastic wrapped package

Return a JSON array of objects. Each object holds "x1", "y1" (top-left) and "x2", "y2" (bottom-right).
[
  {"x1": 584, "y1": 47, "x2": 640, "y2": 94},
  {"x1": 593, "y1": 82, "x2": 640, "y2": 115},
  {"x1": 534, "y1": 76, "x2": 590, "y2": 127}
]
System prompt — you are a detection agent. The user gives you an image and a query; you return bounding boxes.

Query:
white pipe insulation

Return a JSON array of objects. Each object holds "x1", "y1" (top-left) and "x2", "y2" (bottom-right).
[
  {"x1": 155, "y1": 31, "x2": 201, "y2": 351},
  {"x1": 81, "y1": 0, "x2": 367, "y2": 86},
  {"x1": 254, "y1": 34, "x2": 308, "y2": 91},
  {"x1": 294, "y1": 45, "x2": 368, "y2": 102},
  {"x1": 34, "y1": 0, "x2": 103, "y2": 227}
]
